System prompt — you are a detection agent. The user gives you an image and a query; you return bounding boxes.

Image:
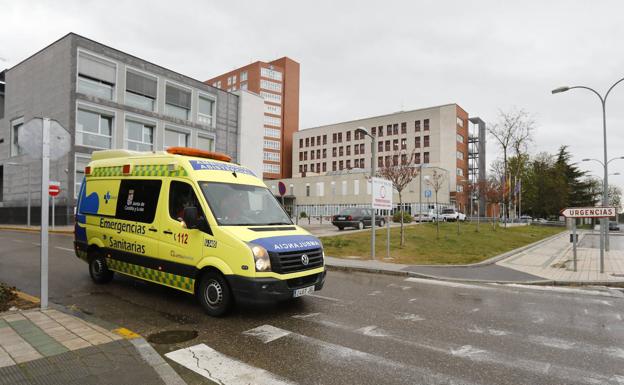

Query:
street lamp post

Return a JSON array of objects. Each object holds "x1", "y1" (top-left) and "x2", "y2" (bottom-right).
[
  {"x1": 7, "y1": 162, "x2": 31, "y2": 227},
  {"x1": 356, "y1": 126, "x2": 377, "y2": 260},
  {"x1": 553, "y1": 77, "x2": 624, "y2": 256}
]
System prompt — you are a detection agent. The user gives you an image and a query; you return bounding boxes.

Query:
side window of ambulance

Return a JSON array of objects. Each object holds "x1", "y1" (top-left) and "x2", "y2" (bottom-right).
[
  {"x1": 116, "y1": 180, "x2": 162, "y2": 223},
  {"x1": 169, "y1": 181, "x2": 205, "y2": 222}
]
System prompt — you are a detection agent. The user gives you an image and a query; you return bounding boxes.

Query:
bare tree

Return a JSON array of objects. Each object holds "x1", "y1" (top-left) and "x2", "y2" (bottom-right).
[
  {"x1": 427, "y1": 169, "x2": 446, "y2": 239},
  {"x1": 377, "y1": 149, "x2": 420, "y2": 247},
  {"x1": 488, "y1": 108, "x2": 535, "y2": 223}
]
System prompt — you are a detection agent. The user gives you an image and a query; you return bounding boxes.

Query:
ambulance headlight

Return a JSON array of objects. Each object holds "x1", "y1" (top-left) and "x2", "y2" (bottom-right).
[{"x1": 248, "y1": 243, "x2": 271, "y2": 272}]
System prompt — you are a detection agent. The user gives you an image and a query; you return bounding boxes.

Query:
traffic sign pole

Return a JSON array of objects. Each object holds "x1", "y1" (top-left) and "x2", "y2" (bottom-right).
[
  {"x1": 40, "y1": 118, "x2": 50, "y2": 310},
  {"x1": 572, "y1": 221, "x2": 577, "y2": 272}
]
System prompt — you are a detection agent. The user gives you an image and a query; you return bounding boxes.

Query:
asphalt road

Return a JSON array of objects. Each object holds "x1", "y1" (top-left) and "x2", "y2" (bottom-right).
[{"x1": 1, "y1": 229, "x2": 623, "y2": 385}]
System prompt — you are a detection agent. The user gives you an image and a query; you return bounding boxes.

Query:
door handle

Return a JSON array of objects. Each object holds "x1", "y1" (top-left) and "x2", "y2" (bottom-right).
[
  {"x1": 163, "y1": 230, "x2": 173, "y2": 235},
  {"x1": 149, "y1": 227, "x2": 158, "y2": 232}
]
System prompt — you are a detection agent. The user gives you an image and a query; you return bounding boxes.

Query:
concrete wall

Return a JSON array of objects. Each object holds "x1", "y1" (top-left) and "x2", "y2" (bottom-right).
[{"x1": 235, "y1": 90, "x2": 264, "y2": 177}]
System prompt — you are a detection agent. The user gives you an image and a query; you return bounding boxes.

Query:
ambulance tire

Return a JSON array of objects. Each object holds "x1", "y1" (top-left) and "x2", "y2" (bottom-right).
[
  {"x1": 197, "y1": 271, "x2": 231, "y2": 317},
  {"x1": 89, "y1": 253, "x2": 114, "y2": 284}
]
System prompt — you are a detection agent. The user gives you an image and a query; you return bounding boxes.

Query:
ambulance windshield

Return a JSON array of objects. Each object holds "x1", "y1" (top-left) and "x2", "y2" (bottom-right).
[{"x1": 199, "y1": 182, "x2": 292, "y2": 226}]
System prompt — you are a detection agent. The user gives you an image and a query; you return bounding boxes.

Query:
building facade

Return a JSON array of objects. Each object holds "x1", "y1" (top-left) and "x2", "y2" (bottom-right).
[
  {"x1": 0, "y1": 33, "x2": 263, "y2": 225},
  {"x1": 206, "y1": 57, "x2": 300, "y2": 180},
  {"x1": 292, "y1": 104, "x2": 481, "y2": 212}
]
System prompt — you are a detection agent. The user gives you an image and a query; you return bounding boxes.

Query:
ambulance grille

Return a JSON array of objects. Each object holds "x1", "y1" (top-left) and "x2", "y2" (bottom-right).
[{"x1": 269, "y1": 248, "x2": 323, "y2": 274}]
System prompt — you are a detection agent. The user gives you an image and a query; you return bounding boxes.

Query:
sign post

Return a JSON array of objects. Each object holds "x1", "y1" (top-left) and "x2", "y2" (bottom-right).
[
  {"x1": 18, "y1": 118, "x2": 70, "y2": 310},
  {"x1": 561, "y1": 207, "x2": 616, "y2": 274},
  {"x1": 372, "y1": 177, "x2": 393, "y2": 260},
  {"x1": 572, "y1": 221, "x2": 577, "y2": 272}
]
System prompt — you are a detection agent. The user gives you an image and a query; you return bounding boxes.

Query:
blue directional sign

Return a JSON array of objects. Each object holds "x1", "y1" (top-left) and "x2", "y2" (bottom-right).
[{"x1": 424, "y1": 190, "x2": 432, "y2": 198}]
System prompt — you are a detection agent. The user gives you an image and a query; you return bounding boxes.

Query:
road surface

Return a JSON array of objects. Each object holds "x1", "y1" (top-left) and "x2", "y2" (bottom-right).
[{"x1": 0, "y1": 229, "x2": 623, "y2": 385}]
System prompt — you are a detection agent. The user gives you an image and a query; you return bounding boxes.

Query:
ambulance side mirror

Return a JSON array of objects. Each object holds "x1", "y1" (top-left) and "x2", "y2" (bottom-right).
[{"x1": 183, "y1": 207, "x2": 199, "y2": 229}]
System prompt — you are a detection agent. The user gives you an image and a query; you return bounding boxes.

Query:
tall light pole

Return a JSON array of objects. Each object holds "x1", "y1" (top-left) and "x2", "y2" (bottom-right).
[
  {"x1": 582, "y1": 156, "x2": 624, "y2": 252},
  {"x1": 553, "y1": 78, "x2": 624, "y2": 255},
  {"x1": 7, "y1": 162, "x2": 31, "y2": 227},
  {"x1": 356, "y1": 126, "x2": 377, "y2": 260}
]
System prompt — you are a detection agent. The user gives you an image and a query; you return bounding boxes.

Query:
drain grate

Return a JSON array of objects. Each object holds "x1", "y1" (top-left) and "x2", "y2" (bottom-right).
[{"x1": 147, "y1": 330, "x2": 198, "y2": 345}]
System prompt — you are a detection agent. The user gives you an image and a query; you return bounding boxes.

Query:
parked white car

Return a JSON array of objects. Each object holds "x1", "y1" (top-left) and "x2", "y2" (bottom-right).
[{"x1": 439, "y1": 208, "x2": 466, "y2": 222}]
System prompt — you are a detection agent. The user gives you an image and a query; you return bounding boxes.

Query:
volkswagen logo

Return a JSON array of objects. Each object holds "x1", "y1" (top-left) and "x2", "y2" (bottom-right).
[{"x1": 301, "y1": 254, "x2": 309, "y2": 266}]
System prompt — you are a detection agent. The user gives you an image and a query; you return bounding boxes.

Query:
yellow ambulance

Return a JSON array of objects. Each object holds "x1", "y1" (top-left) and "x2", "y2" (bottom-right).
[{"x1": 74, "y1": 147, "x2": 325, "y2": 316}]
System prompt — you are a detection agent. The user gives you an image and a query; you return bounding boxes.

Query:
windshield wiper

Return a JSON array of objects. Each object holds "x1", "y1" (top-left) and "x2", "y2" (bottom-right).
[{"x1": 262, "y1": 222, "x2": 293, "y2": 226}]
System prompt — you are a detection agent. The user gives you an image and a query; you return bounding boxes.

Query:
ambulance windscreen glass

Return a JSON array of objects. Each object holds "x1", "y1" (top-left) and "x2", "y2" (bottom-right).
[{"x1": 199, "y1": 182, "x2": 292, "y2": 226}]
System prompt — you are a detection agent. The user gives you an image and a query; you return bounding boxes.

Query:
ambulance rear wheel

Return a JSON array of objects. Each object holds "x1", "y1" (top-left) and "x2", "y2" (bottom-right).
[
  {"x1": 198, "y1": 271, "x2": 231, "y2": 317},
  {"x1": 89, "y1": 254, "x2": 114, "y2": 284}
]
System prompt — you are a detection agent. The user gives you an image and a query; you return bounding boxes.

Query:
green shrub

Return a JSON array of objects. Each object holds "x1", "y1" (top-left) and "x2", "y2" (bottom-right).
[
  {"x1": 392, "y1": 211, "x2": 413, "y2": 223},
  {"x1": 0, "y1": 282, "x2": 17, "y2": 312},
  {"x1": 299, "y1": 211, "x2": 307, "y2": 218}
]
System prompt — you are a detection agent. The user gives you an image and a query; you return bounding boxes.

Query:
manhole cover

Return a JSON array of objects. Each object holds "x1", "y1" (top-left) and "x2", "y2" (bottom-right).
[{"x1": 147, "y1": 330, "x2": 198, "y2": 345}]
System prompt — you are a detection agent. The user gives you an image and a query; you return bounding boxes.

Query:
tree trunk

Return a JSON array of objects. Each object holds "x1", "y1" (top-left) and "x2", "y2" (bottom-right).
[
  {"x1": 399, "y1": 192, "x2": 404, "y2": 247},
  {"x1": 435, "y1": 192, "x2": 440, "y2": 239}
]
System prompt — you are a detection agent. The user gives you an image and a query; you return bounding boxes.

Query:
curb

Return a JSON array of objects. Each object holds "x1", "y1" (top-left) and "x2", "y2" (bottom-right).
[
  {"x1": 325, "y1": 263, "x2": 624, "y2": 287},
  {"x1": 0, "y1": 225, "x2": 73, "y2": 235},
  {"x1": 7, "y1": 293, "x2": 186, "y2": 385}
]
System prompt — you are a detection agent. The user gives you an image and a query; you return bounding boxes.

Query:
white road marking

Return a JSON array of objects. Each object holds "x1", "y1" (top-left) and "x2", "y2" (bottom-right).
[
  {"x1": 291, "y1": 312, "x2": 321, "y2": 319},
  {"x1": 470, "y1": 308, "x2": 480, "y2": 313},
  {"x1": 308, "y1": 294, "x2": 342, "y2": 302},
  {"x1": 368, "y1": 290, "x2": 382, "y2": 296},
  {"x1": 54, "y1": 246, "x2": 74, "y2": 252},
  {"x1": 528, "y1": 336, "x2": 575, "y2": 350},
  {"x1": 616, "y1": 314, "x2": 623, "y2": 321},
  {"x1": 12, "y1": 239, "x2": 24, "y2": 243},
  {"x1": 387, "y1": 283, "x2": 412, "y2": 290},
  {"x1": 355, "y1": 325, "x2": 389, "y2": 337},
  {"x1": 405, "y1": 277, "x2": 492, "y2": 290},
  {"x1": 408, "y1": 298, "x2": 418, "y2": 303},
  {"x1": 499, "y1": 284, "x2": 624, "y2": 298},
  {"x1": 394, "y1": 313, "x2": 425, "y2": 322},
  {"x1": 165, "y1": 343, "x2": 295, "y2": 385},
  {"x1": 242, "y1": 325, "x2": 291, "y2": 344}
]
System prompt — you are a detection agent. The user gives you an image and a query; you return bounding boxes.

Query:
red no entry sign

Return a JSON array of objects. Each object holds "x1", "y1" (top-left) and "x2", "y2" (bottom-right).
[{"x1": 48, "y1": 182, "x2": 60, "y2": 197}]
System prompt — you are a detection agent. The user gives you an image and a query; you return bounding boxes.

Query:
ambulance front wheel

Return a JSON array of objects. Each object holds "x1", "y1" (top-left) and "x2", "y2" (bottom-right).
[
  {"x1": 89, "y1": 253, "x2": 114, "y2": 284},
  {"x1": 197, "y1": 271, "x2": 232, "y2": 317}
]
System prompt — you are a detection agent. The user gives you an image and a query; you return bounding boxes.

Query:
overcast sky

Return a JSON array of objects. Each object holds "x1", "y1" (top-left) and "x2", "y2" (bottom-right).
[{"x1": 2, "y1": 0, "x2": 624, "y2": 191}]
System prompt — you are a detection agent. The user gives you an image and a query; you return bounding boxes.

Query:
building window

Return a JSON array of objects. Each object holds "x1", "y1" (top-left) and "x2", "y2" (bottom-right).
[
  {"x1": 346, "y1": 146, "x2": 351, "y2": 156},
  {"x1": 303, "y1": 152, "x2": 307, "y2": 160},
  {"x1": 77, "y1": 52, "x2": 115, "y2": 100},
  {"x1": 227, "y1": 76, "x2": 232, "y2": 86},
  {"x1": 265, "y1": 104, "x2": 281, "y2": 115},
  {"x1": 372, "y1": 127, "x2": 376, "y2": 136},
  {"x1": 359, "y1": 143, "x2": 364, "y2": 154},
  {"x1": 378, "y1": 141, "x2": 383, "y2": 152},
  {"x1": 323, "y1": 149, "x2": 327, "y2": 158},
  {"x1": 316, "y1": 135, "x2": 321, "y2": 145},
  {"x1": 401, "y1": 154, "x2": 407, "y2": 164},
  {"x1": 164, "y1": 128, "x2": 189, "y2": 149},
  {"x1": 401, "y1": 138, "x2": 407, "y2": 150},
  {"x1": 10, "y1": 118, "x2": 24, "y2": 156},
  {"x1": 415, "y1": 120, "x2": 421, "y2": 132},
  {"x1": 299, "y1": 152, "x2": 303, "y2": 161},
  {"x1": 386, "y1": 125, "x2": 392, "y2": 136},
  {"x1": 323, "y1": 135, "x2": 327, "y2": 145},
  {"x1": 385, "y1": 156, "x2": 390, "y2": 166},
  {"x1": 125, "y1": 120, "x2": 154, "y2": 151},
  {"x1": 393, "y1": 124, "x2": 398, "y2": 135},
  {"x1": 240, "y1": 82, "x2": 248, "y2": 90},
  {"x1": 299, "y1": 138, "x2": 303, "y2": 147},
  {"x1": 260, "y1": 79, "x2": 282, "y2": 92},
  {"x1": 305, "y1": 137, "x2": 310, "y2": 147},
  {"x1": 339, "y1": 147, "x2": 344, "y2": 156},
  {"x1": 415, "y1": 153, "x2": 421, "y2": 164},
  {"x1": 424, "y1": 135, "x2": 430, "y2": 147},
  {"x1": 457, "y1": 116, "x2": 464, "y2": 127},
  {"x1": 306, "y1": 184, "x2": 310, "y2": 197},
  {"x1": 198, "y1": 135, "x2": 215, "y2": 151},
  {"x1": 265, "y1": 127, "x2": 280, "y2": 138},
  {"x1": 261, "y1": 67, "x2": 283, "y2": 81},
  {"x1": 457, "y1": 185, "x2": 464, "y2": 192},
  {"x1": 76, "y1": 109, "x2": 112, "y2": 149},
  {"x1": 393, "y1": 155, "x2": 398, "y2": 165},
  {"x1": 333, "y1": 133, "x2": 337, "y2": 143},
  {"x1": 424, "y1": 152, "x2": 430, "y2": 163},
  {"x1": 311, "y1": 137, "x2": 315, "y2": 146},
  {"x1": 125, "y1": 70, "x2": 157, "y2": 111},
  {"x1": 457, "y1": 151, "x2": 464, "y2": 160},
  {"x1": 332, "y1": 147, "x2": 337, "y2": 157},
  {"x1": 74, "y1": 153, "x2": 91, "y2": 198},
  {"x1": 457, "y1": 134, "x2": 464, "y2": 143},
  {"x1": 339, "y1": 160, "x2": 344, "y2": 170},
  {"x1": 264, "y1": 152, "x2": 280, "y2": 162},
  {"x1": 264, "y1": 140, "x2": 280, "y2": 150},
  {"x1": 264, "y1": 115, "x2": 281, "y2": 127},
  {"x1": 165, "y1": 84, "x2": 191, "y2": 120},
  {"x1": 316, "y1": 149, "x2": 320, "y2": 159},
  {"x1": 198, "y1": 95, "x2": 215, "y2": 126},
  {"x1": 346, "y1": 131, "x2": 351, "y2": 141},
  {"x1": 338, "y1": 132, "x2": 342, "y2": 143},
  {"x1": 263, "y1": 163, "x2": 280, "y2": 174},
  {"x1": 424, "y1": 119, "x2": 430, "y2": 130},
  {"x1": 240, "y1": 71, "x2": 248, "y2": 82},
  {"x1": 393, "y1": 139, "x2": 399, "y2": 151},
  {"x1": 311, "y1": 150, "x2": 315, "y2": 160},
  {"x1": 354, "y1": 159, "x2": 359, "y2": 168},
  {"x1": 457, "y1": 168, "x2": 464, "y2": 176},
  {"x1": 322, "y1": 162, "x2": 327, "y2": 172},
  {"x1": 332, "y1": 161, "x2": 337, "y2": 171},
  {"x1": 385, "y1": 140, "x2": 390, "y2": 152},
  {"x1": 378, "y1": 126, "x2": 383, "y2": 137},
  {"x1": 355, "y1": 145, "x2": 359, "y2": 155},
  {"x1": 401, "y1": 122, "x2": 407, "y2": 134},
  {"x1": 260, "y1": 91, "x2": 282, "y2": 104},
  {"x1": 346, "y1": 160, "x2": 351, "y2": 169},
  {"x1": 378, "y1": 157, "x2": 383, "y2": 167},
  {"x1": 415, "y1": 136, "x2": 421, "y2": 148}
]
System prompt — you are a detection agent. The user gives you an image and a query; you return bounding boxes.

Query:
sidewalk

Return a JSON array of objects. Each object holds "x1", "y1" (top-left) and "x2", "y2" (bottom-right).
[
  {"x1": 0, "y1": 307, "x2": 185, "y2": 385},
  {"x1": 0, "y1": 224, "x2": 73, "y2": 234},
  {"x1": 325, "y1": 230, "x2": 624, "y2": 286}
]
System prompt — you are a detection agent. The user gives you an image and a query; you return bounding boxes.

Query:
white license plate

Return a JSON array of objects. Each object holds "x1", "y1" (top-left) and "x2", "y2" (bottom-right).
[
  {"x1": 337, "y1": 217, "x2": 345, "y2": 220},
  {"x1": 293, "y1": 285, "x2": 315, "y2": 298}
]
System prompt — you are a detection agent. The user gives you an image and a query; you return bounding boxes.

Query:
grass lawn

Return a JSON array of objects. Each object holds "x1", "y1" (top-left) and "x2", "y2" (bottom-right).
[{"x1": 321, "y1": 222, "x2": 564, "y2": 265}]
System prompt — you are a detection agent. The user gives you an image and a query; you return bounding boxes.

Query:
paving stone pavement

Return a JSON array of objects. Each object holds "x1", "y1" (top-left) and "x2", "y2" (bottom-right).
[{"x1": 0, "y1": 308, "x2": 185, "y2": 385}]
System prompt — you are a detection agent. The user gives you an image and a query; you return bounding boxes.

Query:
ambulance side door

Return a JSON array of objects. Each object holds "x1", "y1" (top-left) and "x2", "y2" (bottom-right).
[{"x1": 158, "y1": 179, "x2": 207, "y2": 276}]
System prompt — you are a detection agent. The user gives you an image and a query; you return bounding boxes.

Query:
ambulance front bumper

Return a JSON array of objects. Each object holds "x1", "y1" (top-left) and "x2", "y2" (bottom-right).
[{"x1": 227, "y1": 270, "x2": 326, "y2": 303}]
